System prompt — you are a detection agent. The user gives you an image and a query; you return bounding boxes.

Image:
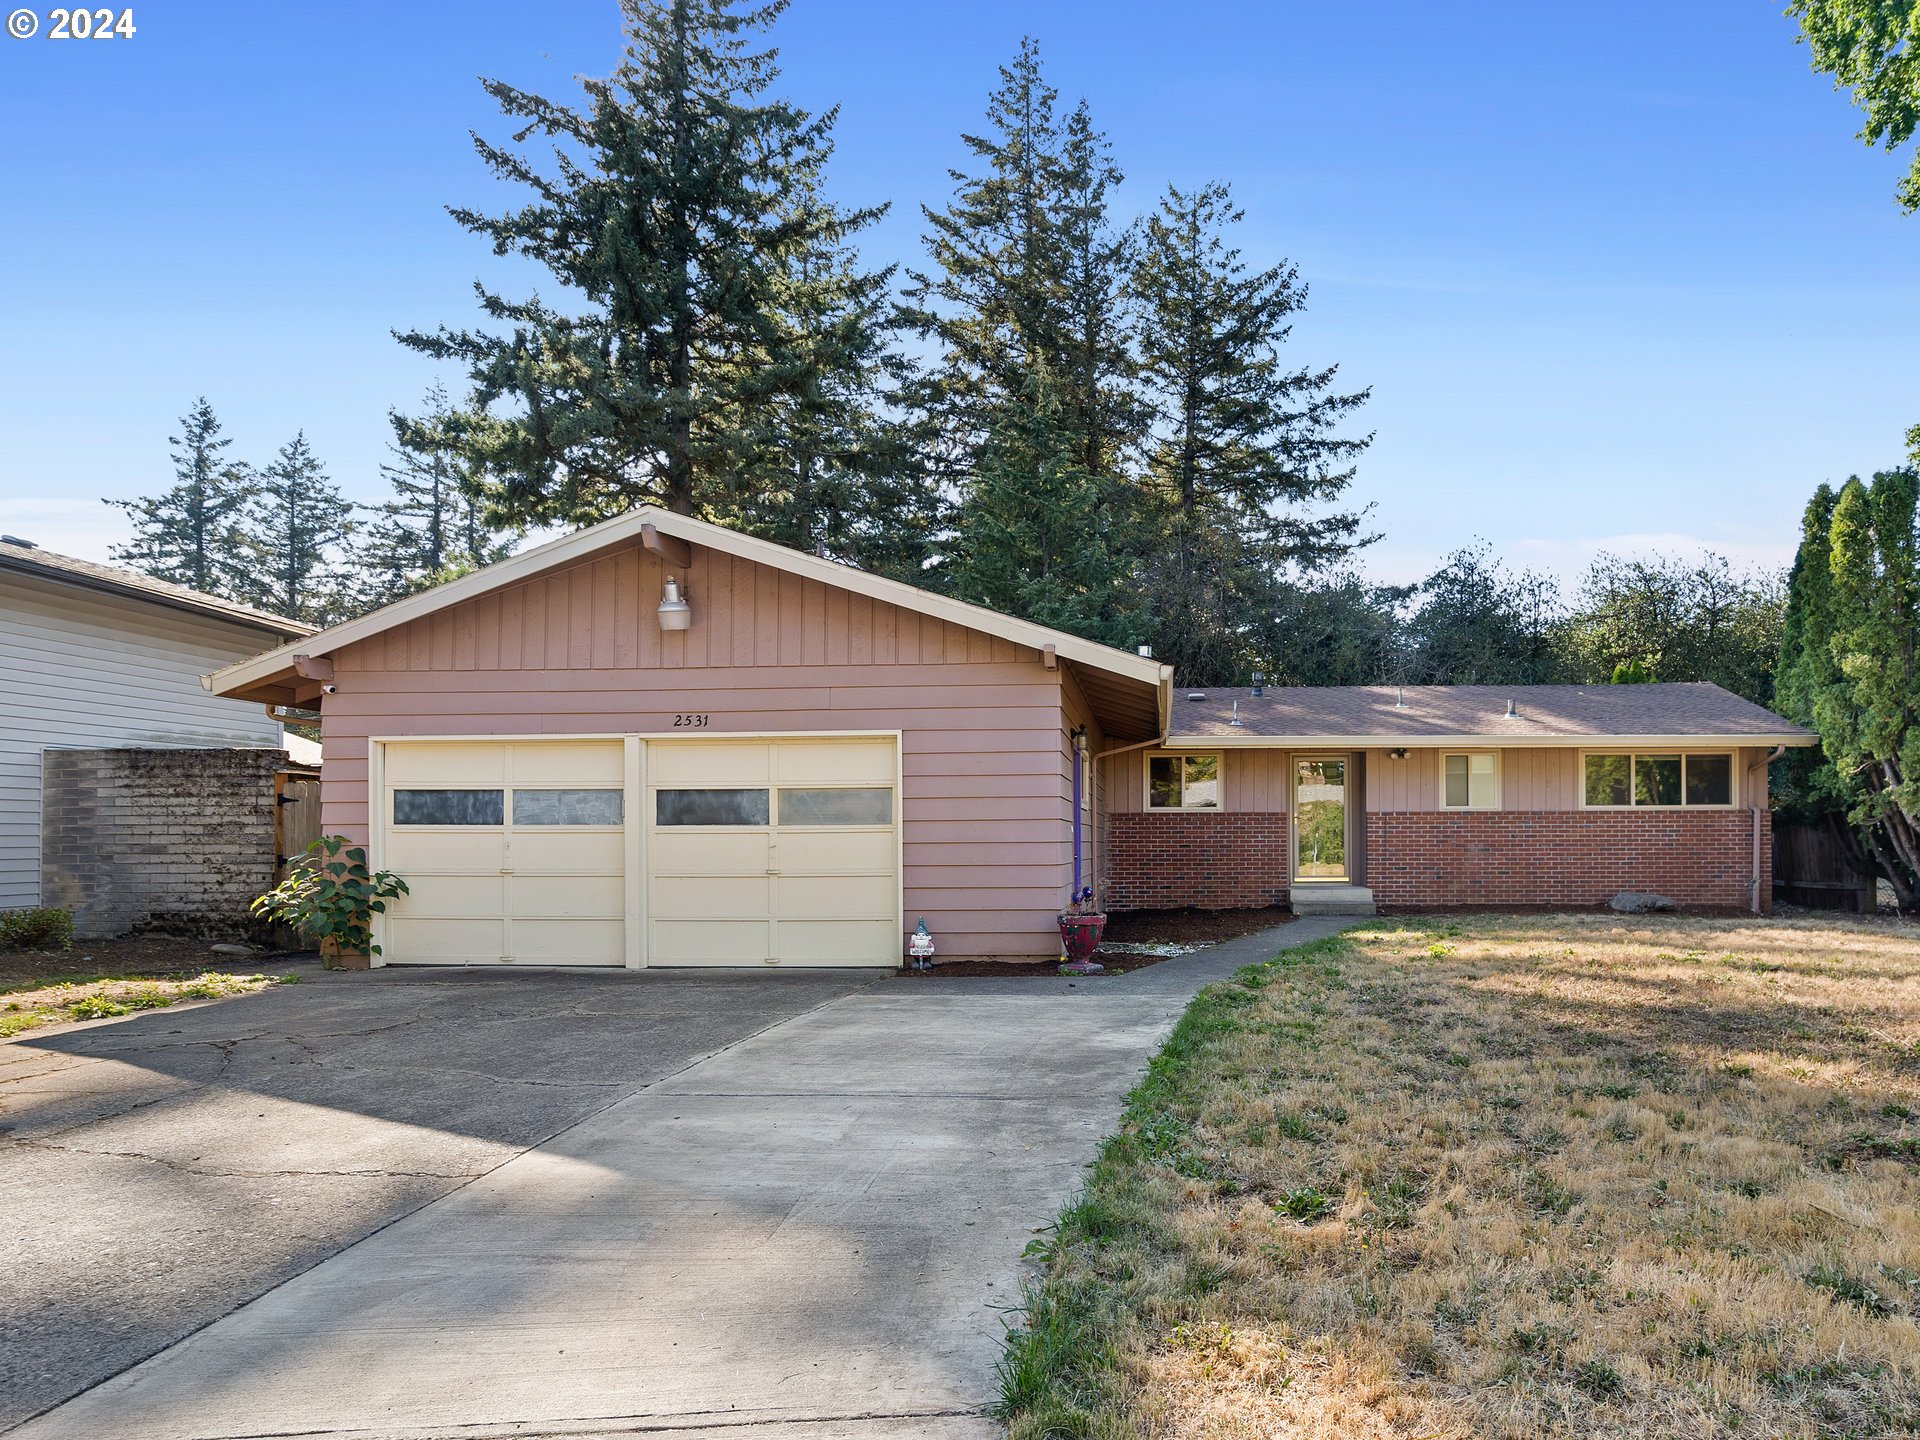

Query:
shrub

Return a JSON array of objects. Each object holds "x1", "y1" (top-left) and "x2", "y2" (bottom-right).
[
  {"x1": 0, "y1": 907, "x2": 74, "y2": 951},
  {"x1": 251, "y1": 837, "x2": 408, "y2": 956}
]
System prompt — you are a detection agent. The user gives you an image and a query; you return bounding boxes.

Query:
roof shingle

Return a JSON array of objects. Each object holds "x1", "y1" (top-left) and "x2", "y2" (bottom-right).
[{"x1": 0, "y1": 540, "x2": 311, "y2": 638}]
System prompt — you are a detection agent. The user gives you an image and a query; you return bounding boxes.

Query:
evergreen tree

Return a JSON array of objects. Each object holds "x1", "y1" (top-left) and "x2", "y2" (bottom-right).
[
  {"x1": 399, "y1": 0, "x2": 891, "y2": 528},
  {"x1": 1130, "y1": 181, "x2": 1372, "y2": 677},
  {"x1": 250, "y1": 432, "x2": 351, "y2": 626},
  {"x1": 360, "y1": 389, "x2": 517, "y2": 606},
  {"x1": 106, "y1": 398, "x2": 257, "y2": 601}
]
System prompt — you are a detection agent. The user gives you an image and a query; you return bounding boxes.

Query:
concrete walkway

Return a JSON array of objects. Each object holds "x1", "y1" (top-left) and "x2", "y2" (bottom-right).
[{"x1": 9, "y1": 919, "x2": 1350, "y2": 1440}]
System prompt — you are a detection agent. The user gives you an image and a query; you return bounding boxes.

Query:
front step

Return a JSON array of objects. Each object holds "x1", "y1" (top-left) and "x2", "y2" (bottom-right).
[{"x1": 1289, "y1": 884, "x2": 1377, "y2": 916}]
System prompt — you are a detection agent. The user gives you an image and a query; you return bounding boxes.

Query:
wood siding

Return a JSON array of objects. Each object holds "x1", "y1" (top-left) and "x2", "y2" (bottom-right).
[
  {"x1": 322, "y1": 542, "x2": 1075, "y2": 959},
  {"x1": 1363, "y1": 745, "x2": 1772, "y2": 811},
  {"x1": 0, "y1": 571, "x2": 285, "y2": 908},
  {"x1": 1104, "y1": 748, "x2": 1293, "y2": 815}
]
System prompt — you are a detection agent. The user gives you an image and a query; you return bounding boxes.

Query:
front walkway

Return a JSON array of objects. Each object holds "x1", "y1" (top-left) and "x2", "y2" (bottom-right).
[{"x1": 9, "y1": 919, "x2": 1350, "y2": 1440}]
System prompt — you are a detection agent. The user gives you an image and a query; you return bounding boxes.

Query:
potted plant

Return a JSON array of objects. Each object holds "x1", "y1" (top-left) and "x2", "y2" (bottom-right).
[
  {"x1": 251, "y1": 836, "x2": 409, "y2": 970},
  {"x1": 1058, "y1": 885, "x2": 1106, "y2": 972}
]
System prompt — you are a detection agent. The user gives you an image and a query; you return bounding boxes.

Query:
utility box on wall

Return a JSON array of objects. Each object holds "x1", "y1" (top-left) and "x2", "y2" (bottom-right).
[{"x1": 39, "y1": 747, "x2": 289, "y2": 939}]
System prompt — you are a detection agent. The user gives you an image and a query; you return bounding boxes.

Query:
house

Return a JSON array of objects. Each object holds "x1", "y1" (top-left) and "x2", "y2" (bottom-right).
[
  {"x1": 204, "y1": 508, "x2": 1816, "y2": 968},
  {"x1": 0, "y1": 538, "x2": 313, "y2": 933}
]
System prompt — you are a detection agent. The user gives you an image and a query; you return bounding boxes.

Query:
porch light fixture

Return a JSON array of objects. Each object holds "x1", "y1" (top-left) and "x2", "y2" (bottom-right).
[
  {"x1": 657, "y1": 575, "x2": 692, "y2": 631},
  {"x1": 1388, "y1": 747, "x2": 1409, "y2": 760}
]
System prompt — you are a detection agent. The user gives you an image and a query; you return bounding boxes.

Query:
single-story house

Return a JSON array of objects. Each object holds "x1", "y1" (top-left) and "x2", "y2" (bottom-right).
[
  {"x1": 1, "y1": 537, "x2": 314, "y2": 933},
  {"x1": 205, "y1": 508, "x2": 1816, "y2": 968}
]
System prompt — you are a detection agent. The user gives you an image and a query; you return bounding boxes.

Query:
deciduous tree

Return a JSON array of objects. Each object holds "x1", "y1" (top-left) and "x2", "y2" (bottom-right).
[{"x1": 1790, "y1": 0, "x2": 1920, "y2": 211}]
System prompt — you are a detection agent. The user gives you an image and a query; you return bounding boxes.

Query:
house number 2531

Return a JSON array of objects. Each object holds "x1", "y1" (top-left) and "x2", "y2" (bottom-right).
[{"x1": 673, "y1": 714, "x2": 710, "y2": 728}]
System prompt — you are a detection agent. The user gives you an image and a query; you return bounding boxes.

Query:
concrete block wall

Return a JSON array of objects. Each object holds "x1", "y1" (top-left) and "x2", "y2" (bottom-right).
[
  {"x1": 1105, "y1": 812, "x2": 1291, "y2": 910},
  {"x1": 40, "y1": 748, "x2": 284, "y2": 939},
  {"x1": 1366, "y1": 810, "x2": 1769, "y2": 912}
]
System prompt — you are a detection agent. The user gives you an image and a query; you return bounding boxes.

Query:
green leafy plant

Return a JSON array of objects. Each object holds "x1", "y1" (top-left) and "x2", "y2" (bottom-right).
[
  {"x1": 0, "y1": 907, "x2": 74, "y2": 951},
  {"x1": 251, "y1": 836, "x2": 408, "y2": 956}
]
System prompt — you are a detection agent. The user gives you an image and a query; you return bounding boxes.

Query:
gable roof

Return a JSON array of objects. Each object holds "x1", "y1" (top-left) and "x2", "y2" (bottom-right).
[
  {"x1": 204, "y1": 506, "x2": 1172, "y2": 724},
  {"x1": 0, "y1": 539, "x2": 311, "y2": 639},
  {"x1": 1169, "y1": 683, "x2": 1815, "y2": 748}
]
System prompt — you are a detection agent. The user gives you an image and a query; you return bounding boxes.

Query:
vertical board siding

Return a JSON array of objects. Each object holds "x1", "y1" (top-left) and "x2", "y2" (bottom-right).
[
  {"x1": 0, "y1": 572, "x2": 286, "y2": 908},
  {"x1": 324, "y1": 542, "x2": 1078, "y2": 959},
  {"x1": 1105, "y1": 748, "x2": 1292, "y2": 815}
]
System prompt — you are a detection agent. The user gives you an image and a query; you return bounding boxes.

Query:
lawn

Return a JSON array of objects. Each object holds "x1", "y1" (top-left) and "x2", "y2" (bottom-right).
[
  {"x1": 1000, "y1": 914, "x2": 1920, "y2": 1439},
  {"x1": 0, "y1": 971, "x2": 292, "y2": 1038}
]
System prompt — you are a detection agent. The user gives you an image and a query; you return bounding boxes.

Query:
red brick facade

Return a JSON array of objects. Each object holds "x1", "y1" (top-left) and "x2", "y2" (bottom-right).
[
  {"x1": 1366, "y1": 809, "x2": 1769, "y2": 912},
  {"x1": 1106, "y1": 812, "x2": 1291, "y2": 910}
]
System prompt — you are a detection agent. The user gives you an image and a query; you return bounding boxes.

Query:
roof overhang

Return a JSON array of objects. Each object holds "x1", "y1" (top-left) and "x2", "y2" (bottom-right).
[
  {"x1": 1, "y1": 549, "x2": 310, "y2": 640},
  {"x1": 1162, "y1": 732, "x2": 1817, "y2": 750},
  {"x1": 205, "y1": 507, "x2": 1172, "y2": 728}
]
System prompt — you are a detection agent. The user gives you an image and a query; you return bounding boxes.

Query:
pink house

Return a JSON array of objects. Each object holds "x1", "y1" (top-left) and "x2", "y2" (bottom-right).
[{"x1": 207, "y1": 509, "x2": 1816, "y2": 968}]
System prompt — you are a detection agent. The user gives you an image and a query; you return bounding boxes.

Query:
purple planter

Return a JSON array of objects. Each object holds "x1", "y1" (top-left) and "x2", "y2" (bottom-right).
[{"x1": 1058, "y1": 913, "x2": 1107, "y2": 963}]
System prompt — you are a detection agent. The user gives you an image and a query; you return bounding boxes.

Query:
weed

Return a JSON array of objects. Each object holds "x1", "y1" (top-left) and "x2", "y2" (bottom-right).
[
  {"x1": 1806, "y1": 1265, "x2": 1897, "y2": 1317},
  {"x1": 1276, "y1": 1186, "x2": 1336, "y2": 1223}
]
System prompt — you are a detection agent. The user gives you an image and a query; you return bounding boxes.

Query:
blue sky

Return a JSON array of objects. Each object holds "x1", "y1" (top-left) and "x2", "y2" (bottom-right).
[{"x1": 0, "y1": 1, "x2": 1912, "y2": 585}]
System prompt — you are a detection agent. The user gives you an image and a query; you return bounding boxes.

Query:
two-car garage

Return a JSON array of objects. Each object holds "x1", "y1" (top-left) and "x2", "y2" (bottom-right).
[{"x1": 376, "y1": 734, "x2": 901, "y2": 968}]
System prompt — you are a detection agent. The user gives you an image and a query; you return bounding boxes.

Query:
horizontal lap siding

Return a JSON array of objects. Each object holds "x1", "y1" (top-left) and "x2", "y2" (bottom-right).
[
  {"x1": 1105, "y1": 747, "x2": 1292, "y2": 814},
  {"x1": 322, "y1": 544, "x2": 1071, "y2": 959}
]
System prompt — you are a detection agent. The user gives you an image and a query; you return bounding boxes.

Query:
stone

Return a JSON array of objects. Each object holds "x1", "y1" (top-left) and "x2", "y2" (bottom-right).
[{"x1": 1610, "y1": 891, "x2": 1676, "y2": 913}]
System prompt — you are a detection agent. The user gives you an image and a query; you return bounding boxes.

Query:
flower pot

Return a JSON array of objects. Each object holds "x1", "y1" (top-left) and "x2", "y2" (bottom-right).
[
  {"x1": 1058, "y1": 913, "x2": 1107, "y2": 963},
  {"x1": 320, "y1": 937, "x2": 372, "y2": 971}
]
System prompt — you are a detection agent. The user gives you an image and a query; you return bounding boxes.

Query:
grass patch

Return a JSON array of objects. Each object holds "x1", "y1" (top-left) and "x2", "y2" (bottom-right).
[
  {"x1": 0, "y1": 971, "x2": 289, "y2": 1037},
  {"x1": 999, "y1": 915, "x2": 1920, "y2": 1438}
]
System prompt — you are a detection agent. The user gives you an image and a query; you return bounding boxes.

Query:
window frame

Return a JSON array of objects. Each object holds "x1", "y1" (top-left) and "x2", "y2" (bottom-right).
[
  {"x1": 1144, "y1": 751, "x2": 1227, "y2": 812},
  {"x1": 1437, "y1": 751, "x2": 1501, "y2": 811},
  {"x1": 1578, "y1": 749, "x2": 1739, "y2": 810}
]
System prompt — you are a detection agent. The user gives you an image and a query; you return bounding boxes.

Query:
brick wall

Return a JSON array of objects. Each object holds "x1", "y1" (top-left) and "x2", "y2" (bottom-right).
[
  {"x1": 40, "y1": 748, "x2": 284, "y2": 939},
  {"x1": 1106, "y1": 812, "x2": 1291, "y2": 910},
  {"x1": 1367, "y1": 809, "x2": 1769, "y2": 912}
]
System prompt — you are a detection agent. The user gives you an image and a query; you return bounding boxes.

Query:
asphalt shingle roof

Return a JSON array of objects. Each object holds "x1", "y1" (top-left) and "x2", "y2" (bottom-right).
[
  {"x1": 1169, "y1": 683, "x2": 1813, "y2": 744},
  {"x1": 0, "y1": 540, "x2": 311, "y2": 638}
]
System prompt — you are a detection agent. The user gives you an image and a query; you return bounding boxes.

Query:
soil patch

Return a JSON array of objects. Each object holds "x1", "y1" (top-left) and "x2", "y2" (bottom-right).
[{"x1": 0, "y1": 934, "x2": 314, "y2": 992}]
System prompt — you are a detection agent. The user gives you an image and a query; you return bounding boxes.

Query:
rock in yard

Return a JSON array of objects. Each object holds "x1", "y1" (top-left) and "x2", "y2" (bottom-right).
[
  {"x1": 1609, "y1": 891, "x2": 1676, "y2": 914},
  {"x1": 209, "y1": 943, "x2": 260, "y2": 956}
]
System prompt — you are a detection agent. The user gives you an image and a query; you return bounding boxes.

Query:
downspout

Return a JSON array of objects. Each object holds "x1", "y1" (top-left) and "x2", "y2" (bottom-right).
[
  {"x1": 1747, "y1": 745, "x2": 1787, "y2": 913},
  {"x1": 1071, "y1": 729, "x2": 1089, "y2": 898}
]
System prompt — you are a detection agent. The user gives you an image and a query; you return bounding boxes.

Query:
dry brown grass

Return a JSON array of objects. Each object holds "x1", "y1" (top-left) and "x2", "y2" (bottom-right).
[{"x1": 1003, "y1": 915, "x2": 1920, "y2": 1440}]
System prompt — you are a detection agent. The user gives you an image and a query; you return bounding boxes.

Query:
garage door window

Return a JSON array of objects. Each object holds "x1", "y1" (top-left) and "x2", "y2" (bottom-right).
[
  {"x1": 393, "y1": 789, "x2": 505, "y2": 826},
  {"x1": 513, "y1": 789, "x2": 623, "y2": 825},
  {"x1": 655, "y1": 788, "x2": 771, "y2": 826},
  {"x1": 777, "y1": 787, "x2": 892, "y2": 826}
]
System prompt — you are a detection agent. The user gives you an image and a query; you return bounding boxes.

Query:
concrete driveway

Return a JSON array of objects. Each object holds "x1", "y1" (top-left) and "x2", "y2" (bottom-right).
[{"x1": 4, "y1": 921, "x2": 1339, "y2": 1440}]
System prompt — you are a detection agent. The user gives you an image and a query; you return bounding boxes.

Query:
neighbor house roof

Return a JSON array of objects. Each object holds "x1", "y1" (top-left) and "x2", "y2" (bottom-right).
[
  {"x1": 0, "y1": 539, "x2": 312, "y2": 639},
  {"x1": 204, "y1": 506, "x2": 1173, "y2": 728},
  {"x1": 1168, "y1": 683, "x2": 1816, "y2": 748}
]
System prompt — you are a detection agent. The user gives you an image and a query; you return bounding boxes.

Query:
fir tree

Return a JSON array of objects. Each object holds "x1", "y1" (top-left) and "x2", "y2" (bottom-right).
[
  {"x1": 106, "y1": 398, "x2": 257, "y2": 600},
  {"x1": 250, "y1": 432, "x2": 351, "y2": 626},
  {"x1": 398, "y1": 0, "x2": 891, "y2": 528},
  {"x1": 360, "y1": 389, "x2": 517, "y2": 606}
]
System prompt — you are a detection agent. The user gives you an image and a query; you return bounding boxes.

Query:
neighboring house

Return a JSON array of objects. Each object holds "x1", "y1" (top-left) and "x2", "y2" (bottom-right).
[
  {"x1": 205, "y1": 508, "x2": 1816, "y2": 969},
  {"x1": 0, "y1": 538, "x2": 312, "y2": 927}
]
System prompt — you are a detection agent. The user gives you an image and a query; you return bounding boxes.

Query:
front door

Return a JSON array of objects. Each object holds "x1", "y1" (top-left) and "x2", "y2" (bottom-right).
[{"x1": 1293, "y1": 757, "x2": 1348, "y2": 882}]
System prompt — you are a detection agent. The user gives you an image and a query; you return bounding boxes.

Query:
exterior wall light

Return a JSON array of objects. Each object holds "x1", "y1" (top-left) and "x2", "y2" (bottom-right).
[
  {"x1": 1388, "y1": 747, "x2": 1409, "y2": 760},
  {"x1": 658, "y1": 575, "x2": 692, "y2": 631}
]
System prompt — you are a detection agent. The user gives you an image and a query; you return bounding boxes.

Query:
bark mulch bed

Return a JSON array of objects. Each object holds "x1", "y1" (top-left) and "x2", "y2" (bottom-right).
[
  {"x1": 0, "y1": 934, "x2": 314, "y2": 993},
  {"x1": 896, "y1": 906, "x2": 1294, "y2": 979}
]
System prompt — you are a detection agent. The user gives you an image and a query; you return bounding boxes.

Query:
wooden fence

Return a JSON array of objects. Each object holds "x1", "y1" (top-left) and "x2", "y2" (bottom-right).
[{"x1": 1772, "y1": 816, "x2": 1877, "y2": 912}]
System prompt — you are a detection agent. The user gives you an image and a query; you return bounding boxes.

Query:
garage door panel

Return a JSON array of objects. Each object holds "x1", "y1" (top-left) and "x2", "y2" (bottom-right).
[
  {"x1": 508, "y1": 741, "x2": 624, "y2": 786},
  {"x1": 774, "y1": 919, "x2": 897, "y2": 965},
  {"x1": 386, "y1": 917, "x2": 505, "y2": 962},
  {"x1": 773, "y1": 829, "x2": 894, "y2": 874},
  {"x1": 385, "y1": 743, "x2": 508, "y2": 786},
  {"x1": 506, "y1": 918, "x2": 624, "y2": 964},
  {"x1": 508, "y1": 874, "x2": 626, "y2": 918},
  {"x1": 399, "y1": 874, "x2": 507, "y2": 915},
  {"x1": 508, "y1": 829, "x2": 624, "y2": 873},
  {"x1": 658, "y1": 831, "x2": 771, "y2": 874},
  {"x1": 772, "y1": 872, "x2": 895, "y2": 920},
  {"x1": 774, "y1": 741, "x2": 895, "y2": 785},
  {"x1": 651, "y1": 874, "x2": 771, "y2": 920},
  {"x1": 651, "y1": 920, "x2": 771, "y2": 965},
  {"x1": 648, "y1": 742, "x2": 771, "y2": 787},
  {"x1": 386, "y1": 830, "x2": 507, "y2": 872}
]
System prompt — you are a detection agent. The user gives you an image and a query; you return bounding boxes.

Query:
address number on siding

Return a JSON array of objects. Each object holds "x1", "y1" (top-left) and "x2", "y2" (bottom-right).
[{"x1": 673, "y1": 714, "x2": 711, "y2": 728}]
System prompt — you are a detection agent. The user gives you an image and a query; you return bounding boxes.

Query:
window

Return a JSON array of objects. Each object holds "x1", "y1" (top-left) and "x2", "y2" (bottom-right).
[
  {"x1": 513, "y1": 789, "x2": 623, "y2": 826},
  {"x1": 655, "y1": 788, "x2": 770, "y2": 826},
  {"x1": 1584, "y1": 753, "x2": 1733, "y2": 808},
  {"x1": 1441, "y1": 753, "x2": 1498, "y2": 810},
  {"x1": 393, "y1": 789, "x2": 504, "y2": 826},
  {"x1": 1148, "y1": 753, "x2": 1221, "y2": 810},
  {"x1": 777, "y1": 787, "x2": 892, "y2": 826}
]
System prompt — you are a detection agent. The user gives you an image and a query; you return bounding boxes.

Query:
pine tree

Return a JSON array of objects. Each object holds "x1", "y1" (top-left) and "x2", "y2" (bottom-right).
[
  {"x1": 250, "y1": 433, "x2": 351, "y2": 626},
  {"x1": 106, "y1": 398, "x2": 257, "y2": 600},
  {"x1": 359, "y1": 389, "x2": 517, "y2": 606},
  {"x1": 398, "y1": 0, "x2": 891, "y2": 529}
]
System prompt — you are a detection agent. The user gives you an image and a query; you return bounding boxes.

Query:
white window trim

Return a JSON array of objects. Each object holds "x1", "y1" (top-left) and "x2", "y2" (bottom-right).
[
  {"x1": 1438, "y1": 750, "x2": 1501, "y2": 811},
  {"x1": 1144, "y1": 750, "x2": 1227, "y2": 812},
  {"x1": 1577, "y1": 749, "x2": 1739, "y2": 810}
]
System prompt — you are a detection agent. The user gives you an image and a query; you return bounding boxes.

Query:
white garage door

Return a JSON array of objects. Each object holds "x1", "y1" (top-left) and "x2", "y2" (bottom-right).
[
  {"x1": 380, "y1": 740, "x2": 627, "y2": 966},
  {"x1": 647, "y1": 737, "x2": 899, "y2": 967}
]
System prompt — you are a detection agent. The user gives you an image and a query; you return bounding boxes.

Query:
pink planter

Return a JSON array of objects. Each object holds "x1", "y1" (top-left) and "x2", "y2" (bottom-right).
[{"x1": 1058, "y1": 913, "x2": 1107, "y2": 963}]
